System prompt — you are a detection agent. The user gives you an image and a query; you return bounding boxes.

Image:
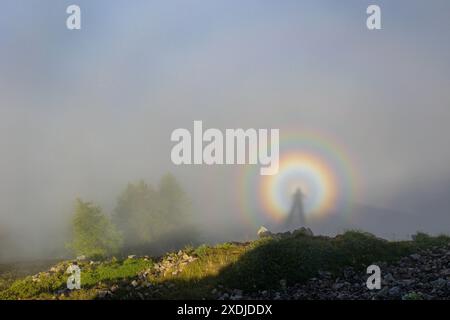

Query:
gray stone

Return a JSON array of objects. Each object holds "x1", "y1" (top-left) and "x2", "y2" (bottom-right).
[
  {"x1": 333, "y1": 283, "x2": 346, "y2": 290},
  {"x1": 388, "y1": 286, "x2": 401, "y2": 296},
  {"x1": 431, "y1": 278, "x2": 446, "y2": 289},
  {"x1": 410, "y1": 254, "x2": 421, "y2": 261}
]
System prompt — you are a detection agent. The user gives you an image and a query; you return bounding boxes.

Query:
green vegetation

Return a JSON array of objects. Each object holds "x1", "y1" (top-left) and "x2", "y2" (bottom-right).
[
  {"x1": 81, "y1": 258, "x2": 152, "y2": 287},
  {"x1": 0, "y1": 258, "x2": 152, "y2": 300},
  {"x1": 67, "y1": 199, "x2": 122, "y2": 259},
  {"x1": 218, "y1": 231, "x2": 429, "y2": 291},
  {"x1": 402, "y1": 292, "x2": 424, "y2": 300},
  {"x1": 114, "y1": 180, "x2": 160, "y2": 246},
  {"x1": 113, "y1": 174, "x2": 195, "y2": 252},
  {"x1": 63, "y1": 174, "x2": 193, "y2": 260},
  {"x1": 1, "y1": 231, "x2": 449, "y2": 300},
  {"x1": 0, "y1": 260, "x2": 58, "y2": 292}
]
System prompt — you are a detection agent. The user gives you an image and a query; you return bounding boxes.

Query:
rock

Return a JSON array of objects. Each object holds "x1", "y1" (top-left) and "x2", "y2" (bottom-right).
[
  {"x1": 182, "y1": 253, "x2": 190, "y2": 260},
  {"x1": 410, "y1": 254, "x2": 421, "y2": 261},
  {"x1": 257, "y1": 226, "x2": 272, "y2": 238},
  {"x1": 220, "y1": 293, "x2": 229, "y2": 300},
  {"x1": 127, "y1": 255, "x2": 137, "y2": 259},
  {"x1": 50, "y1": 266, "x2": 60, "y2": 273},
  {"x1": 110, "y1": 285, "x2": 119, "y2": 293},
  {"x1": 333, "y1": 283, "x2": 346, "y2": 290},
  {"x1": 233, "y1": 289, "x2": 243, "y2": 296},
  {"x1": 76, "y1": 255, "x2": 86, "y2": 261},
  {"x1": 401, "y1": 279, "x2": 415, "y2": 286},
  {"x1": 384, "y1": 273, "x2": 395, "y2": 283},
  {"x1": 97, "y1": 290, "x2": 111, "y2": 299},
  {"x1": 431, "y1": 278, "x2": 446, "y2": 289},
  {"x1": 137, "y1": 292, "x2": 145, "y2": 300},
  {"x1": 440, "y1": 268, "x2": 450, "y2": 276},
  {"x1": 376, "y1": 287, "x2": 389, "y2": 297},
  {"x1": 131, "y1": 280, "x2": 139, "y2": 287},
  {"x1": 388, "y1": 286, "x2": 401, "y2": 297}
]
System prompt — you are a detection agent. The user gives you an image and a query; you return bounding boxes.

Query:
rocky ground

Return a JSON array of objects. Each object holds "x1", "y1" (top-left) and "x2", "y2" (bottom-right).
[
  {"x1": 92, "y1": 245, "x2": 450, "y2": 300},
  {"x1": 93, "y1": 251, "x2": 199, "y2": 300},
  {"x1": 221, "y1": 245, "x2": 450, "y2": 300},
  {"x1": 2, "y1": 231, "x2": 450, "y2": 300}
]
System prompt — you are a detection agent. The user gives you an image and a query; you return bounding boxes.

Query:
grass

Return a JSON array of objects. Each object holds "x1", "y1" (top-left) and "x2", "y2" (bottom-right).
[
  {"x1": 0, "y1": 258, "x2": 152, "y2": 299},
  {"x1": 219, "y1": 231, "x2": 450, "y2": 291},
  {"x1": 0, "y1": 231, "x2": 449, "y2": 299},
  {"x1": 0, "y1": 260, "x2": 60, "y2": 294},
  {"x1": 81, "y1": 258, "x2": 153, "y2": 287}
]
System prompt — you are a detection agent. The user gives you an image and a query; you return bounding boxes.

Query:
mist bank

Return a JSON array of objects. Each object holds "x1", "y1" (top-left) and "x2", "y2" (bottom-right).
[
  {"x1": 1, "y1": 1, "x2": 450, "y2": 263},
  {"x1": 2, "y1": 174, "x2": 450, "y2": 263}
]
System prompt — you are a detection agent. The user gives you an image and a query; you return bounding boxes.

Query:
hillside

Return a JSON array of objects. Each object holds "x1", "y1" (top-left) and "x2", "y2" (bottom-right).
[{"x1": 1, "y1": 231, "x2": 449, "y2": 300}]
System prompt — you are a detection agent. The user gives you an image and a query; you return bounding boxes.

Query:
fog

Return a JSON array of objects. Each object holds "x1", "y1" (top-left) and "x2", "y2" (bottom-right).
[{"x1": 1, "y1": 0, "x2": 450, "y2": 262}]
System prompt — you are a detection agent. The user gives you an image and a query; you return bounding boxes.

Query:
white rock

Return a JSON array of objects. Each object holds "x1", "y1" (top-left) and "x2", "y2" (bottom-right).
[{"x1": 257, "y1": 226, "x2": 272, "y2": 238}]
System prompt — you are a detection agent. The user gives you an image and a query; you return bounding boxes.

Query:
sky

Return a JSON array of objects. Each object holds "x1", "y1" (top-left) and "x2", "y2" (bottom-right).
[{"x1": 1, "y1": 0, "x2": 450, "y2": 261}]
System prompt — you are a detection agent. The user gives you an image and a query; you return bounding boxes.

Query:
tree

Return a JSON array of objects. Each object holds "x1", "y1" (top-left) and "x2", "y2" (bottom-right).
[
  {"x1": 158, "y1": 173, "x2": 190, "y2": 224},
  {"x1": 114, "y1": 180, "x2": 161, "y2": 247},
  {"x1": 156, "y1": 173, "x2": 196, "y2": 250},
  {"x1": 113, "y1": 174, "x2": 194, "y2": 252},
  {"x1": 68, "y1": 199, "x2": 122, "y2": 258}
]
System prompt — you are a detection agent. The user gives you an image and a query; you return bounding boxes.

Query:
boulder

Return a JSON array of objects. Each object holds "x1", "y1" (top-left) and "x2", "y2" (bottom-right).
[{"x1": 257, "y1": 226, "x2": 272, "y2": 238}]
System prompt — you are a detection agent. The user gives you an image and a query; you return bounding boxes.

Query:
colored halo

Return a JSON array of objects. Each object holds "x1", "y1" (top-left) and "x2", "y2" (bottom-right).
[{"x1": 236, "y1": 128, "x2": 359, "y2": 228}]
